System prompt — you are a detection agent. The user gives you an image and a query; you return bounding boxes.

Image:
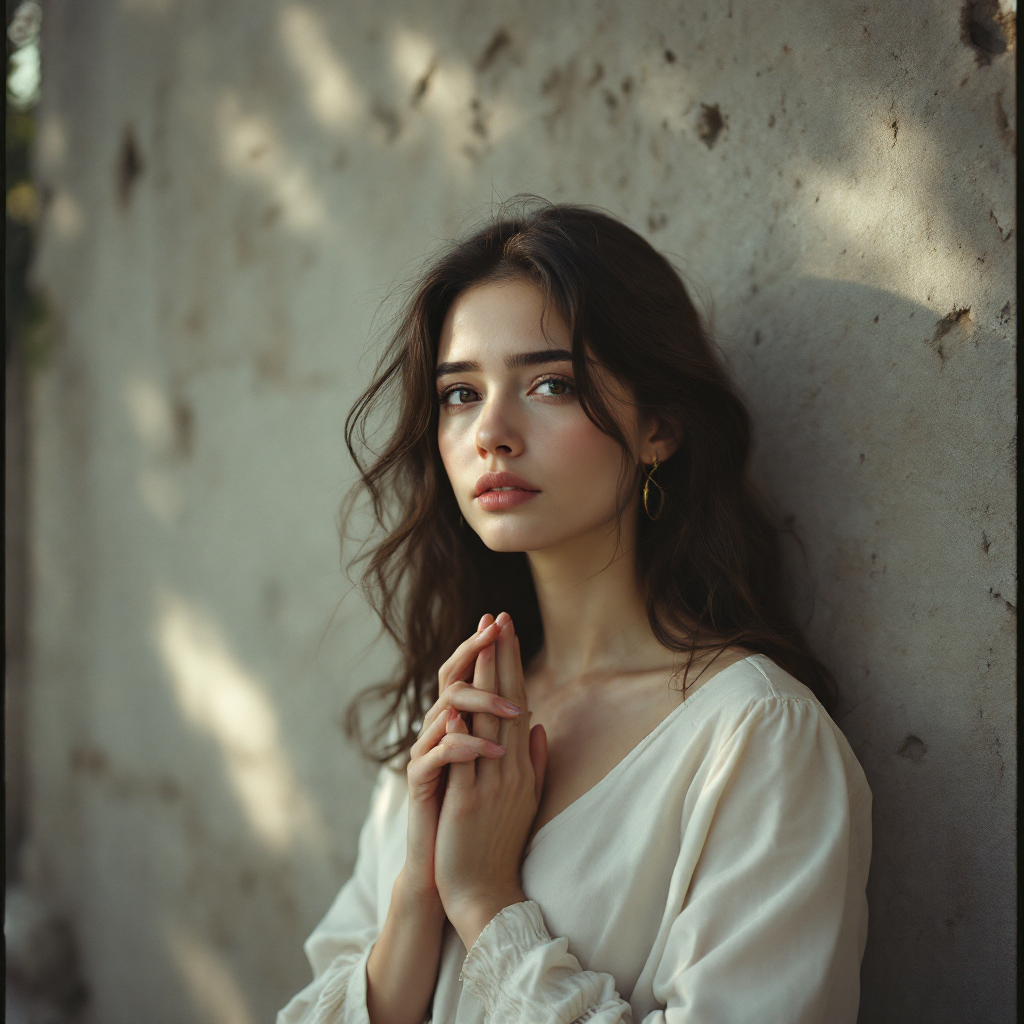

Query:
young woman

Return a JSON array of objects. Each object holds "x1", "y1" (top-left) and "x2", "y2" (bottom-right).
[{"x1": 278, "y1": 201, "x2": 871, "y2": 1024}]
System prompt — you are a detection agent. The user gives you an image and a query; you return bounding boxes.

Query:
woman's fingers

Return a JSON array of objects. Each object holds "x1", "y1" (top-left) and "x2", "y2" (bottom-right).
[
  {"x1": 409, "y1": 718, "x2": 505, "y2": 783},
  {"x1": 497, "y1": 621, "x2": 527, "y2": 706},
  {"x1": 495, "y1": 621, "x2": 528, "y2": 749},
  {"x1": 471, "y1": 640, "x2": 500, "y2": 743},
  {"x1": 410, "y1": 704, "x2": 458, "y2": 760},
  {"x1": 437, "y1": 618, "x2": 504, "y2": 696},
  {"x1": 446, "y1": 707, "x2": 478, "y2": 791},
  {"x1": 420, "y1": 679, "x2": 522, "y2": 736}
]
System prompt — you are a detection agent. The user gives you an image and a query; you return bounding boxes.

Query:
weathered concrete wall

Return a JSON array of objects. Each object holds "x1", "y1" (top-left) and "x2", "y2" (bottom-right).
[{"x1": 27, "y1": 1, "x2": 1015, "y2": 1021}]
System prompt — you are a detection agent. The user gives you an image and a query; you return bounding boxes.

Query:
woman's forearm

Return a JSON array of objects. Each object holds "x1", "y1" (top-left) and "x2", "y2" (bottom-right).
[{"x1": 366, "y1": 870, "x2": 447, "y2": 1024}]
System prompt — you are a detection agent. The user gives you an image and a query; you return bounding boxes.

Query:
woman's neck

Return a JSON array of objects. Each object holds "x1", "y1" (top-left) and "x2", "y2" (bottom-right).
[{"x1": 526, "y1": 512, "x2": 669, "y2": 684}]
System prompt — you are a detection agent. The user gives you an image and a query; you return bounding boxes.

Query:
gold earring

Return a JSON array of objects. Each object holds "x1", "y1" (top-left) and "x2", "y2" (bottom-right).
[{"x1": 642, "y1": 455, "x2": 664, "y2": 521}]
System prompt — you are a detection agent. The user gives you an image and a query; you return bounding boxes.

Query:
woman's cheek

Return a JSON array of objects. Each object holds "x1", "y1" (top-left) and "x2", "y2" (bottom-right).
[
  {"x1": 438, "y1": 420, "x2": 479, "y2": 505},
  {"x1": 536, "y1": 417, "x2": 624, "y2": 507}
]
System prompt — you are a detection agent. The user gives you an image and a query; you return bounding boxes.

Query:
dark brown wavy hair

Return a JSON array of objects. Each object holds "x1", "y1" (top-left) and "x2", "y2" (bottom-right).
[{"x1": 342, "y1": 198, "x2": 835, "y2": 763}]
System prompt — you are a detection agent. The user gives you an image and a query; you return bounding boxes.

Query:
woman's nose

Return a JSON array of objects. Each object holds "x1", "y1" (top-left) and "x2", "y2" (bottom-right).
[{"x1": 474, "y1": 395, "x2": 524, "y2": 458}]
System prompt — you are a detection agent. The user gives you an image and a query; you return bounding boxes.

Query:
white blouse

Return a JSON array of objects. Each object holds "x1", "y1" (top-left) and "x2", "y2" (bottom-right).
[{"x1": 278, "y1": 654, "x2": 872, "y2": 1024}]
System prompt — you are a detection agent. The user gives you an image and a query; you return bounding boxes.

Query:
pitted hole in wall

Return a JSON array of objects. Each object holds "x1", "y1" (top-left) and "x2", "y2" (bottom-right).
[
  {"x1": 989, "y1": 588, "x2": 1017, "y2": 614},
  {"x1": 172, "y1": 397, "x2": 194, "y2": 460},
  {"x1": 989, "y1": 209, "x2": 1013, "y2": 242},
  {"x1": 930, "y1": 306, "x2": 973, "y2": 361},
  {"x1": 475, "y1": 29, "x2": 512, "y2": 73},
  {"x1": 410, "y1": 61, "x2": 437, "y2": 106},
  {"x1": 647, "y1": 212, "x2": 668, "y2": 232},
  {"x1": 664, "y1": 49, "x2": 676, "y2": 63},
  {"x1": 371, "y1": 101, "x2": 401, "y2": 142},
  {"x1": 696, "y1": 103, "x2": 726, "y2": 148},
  {"x1": 540, "y1": 62, "x2": 582, "y2": 131},
  {"x1": 994, "y1": 93, "x2": 1016, "y2": 153},
  {"x1": 70, "y1": 746, "x2": 183, "y2": 803},
  {"x1": 896, "y1": 735, "x2": 928, "y2": 763},
  {"x1": 998, "y1": 300, "x2": 1012, "y2": 323},
  {"x1": 982, "y1": 532, "x2": 991, "y2": 554},
  {"x1": 470, "y1": 98, "x2": 488, "y2": 139},
  {"x1": 960, "y1": 1, "x2": 1014, "y2": 66},
  {"x1": 116, "y1": 125, "x2": 144, "y2": 208}
]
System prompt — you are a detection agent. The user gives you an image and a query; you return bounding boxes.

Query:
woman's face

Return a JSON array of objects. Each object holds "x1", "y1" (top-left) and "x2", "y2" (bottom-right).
[{"x1": 436, "y1": 278, "x2": 644, "y2": 555}]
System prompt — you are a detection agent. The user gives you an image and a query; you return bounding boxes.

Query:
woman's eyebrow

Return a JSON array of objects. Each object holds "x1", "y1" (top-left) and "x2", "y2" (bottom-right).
[
  {"x1": 435, "y1": 349, "x2": 573, "y2": 379},
  {"x1": 435, "y1": 359, "x2": 479, "y2": 378},
  {"x1": 506, "y1": 348, "x2": 573, "y2": 368}
]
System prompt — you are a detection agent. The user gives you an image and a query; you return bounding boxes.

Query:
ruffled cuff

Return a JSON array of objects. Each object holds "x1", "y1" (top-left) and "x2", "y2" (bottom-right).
[
  {"x1": 460, "y1": 901, "x2": 551, "y2": 1012},
  {"x1": 461, "y1": 901, "x2": 626, "y2": 1024},
  {"x1": 276, "y1": 941, "x2": 374, "y2": 1024}
]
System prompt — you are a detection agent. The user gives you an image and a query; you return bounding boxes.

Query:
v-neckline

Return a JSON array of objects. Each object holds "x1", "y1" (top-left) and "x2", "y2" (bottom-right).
[{"x1": 524, "y1": 654, "x2": 754, "y2": 856}]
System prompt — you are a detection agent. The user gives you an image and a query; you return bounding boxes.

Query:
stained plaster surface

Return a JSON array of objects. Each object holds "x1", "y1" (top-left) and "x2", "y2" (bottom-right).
[{"x1": 26, "y1": 1, "x2": 1015, "y2": 1021}]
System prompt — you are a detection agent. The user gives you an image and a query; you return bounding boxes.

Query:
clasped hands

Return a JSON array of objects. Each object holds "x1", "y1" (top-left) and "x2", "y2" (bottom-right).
[{"x1": 402, "y1": 612, "x2": 548, "y2": 952}]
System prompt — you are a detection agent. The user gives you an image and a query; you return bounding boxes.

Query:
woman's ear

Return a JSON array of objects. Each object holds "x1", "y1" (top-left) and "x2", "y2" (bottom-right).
[{"x1": 641, "y1": 417, "x2": 681, "y2": 464}]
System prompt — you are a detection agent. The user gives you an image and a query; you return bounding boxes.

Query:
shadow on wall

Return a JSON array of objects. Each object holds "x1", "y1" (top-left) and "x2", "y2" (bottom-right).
[{"x1": 723, "y1": 274, "x2": 1015, "y2": 1024}]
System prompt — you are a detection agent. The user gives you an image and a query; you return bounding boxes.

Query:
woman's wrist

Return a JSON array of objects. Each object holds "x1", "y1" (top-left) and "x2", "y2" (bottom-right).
[
  {"x1": 446, "y1": 886, "x2": 527, "y2": 951},
  {"x1": 393, "y1": 868, "x2": 445, "y2": 920}
]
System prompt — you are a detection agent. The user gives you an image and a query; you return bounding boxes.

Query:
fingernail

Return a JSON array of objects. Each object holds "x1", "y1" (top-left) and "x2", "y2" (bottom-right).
[
  {"x1": 488, "y1": 743, "x2": 506, "y2": 755},
  {"x1": 495, "y1": 611, "x2": 510, "y2": 626},
  {"x1": 497, "y1": 699, "x2": 522, "y2": 715}
]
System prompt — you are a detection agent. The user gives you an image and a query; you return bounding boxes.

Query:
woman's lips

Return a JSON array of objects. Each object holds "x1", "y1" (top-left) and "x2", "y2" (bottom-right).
[
  {"x1": 474, "y1": 471, "x2": 540, "y2": 512},
  {"x1": 476, "y1": 487, "x2": 539, "y2": 511}
]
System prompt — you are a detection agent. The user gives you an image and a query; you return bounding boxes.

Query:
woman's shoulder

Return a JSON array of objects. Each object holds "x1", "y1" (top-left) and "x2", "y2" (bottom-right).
[
  {"x1": 687, "y1": 652, "x2": 819, "y2": 716},
  {"x1": 686, "y1": 654, "x2": 871, "y2": 799}
]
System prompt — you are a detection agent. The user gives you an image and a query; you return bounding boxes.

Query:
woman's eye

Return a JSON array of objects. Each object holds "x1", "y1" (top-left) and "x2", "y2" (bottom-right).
[
  {"x1": 534, "y1": 376, "x2": 575, "y2": 398},
  {"x1": 440, "y1": 386, "x2": 479, "y2": 407}
]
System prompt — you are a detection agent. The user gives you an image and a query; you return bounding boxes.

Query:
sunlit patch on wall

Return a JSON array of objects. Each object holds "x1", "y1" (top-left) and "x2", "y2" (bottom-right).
[
  {"x1": 126, "y1": 377, "x2": 184, "y2": 524},
  {"x1": 128, "y1": 378, "x2": 175, "y2": 450},
  {"x1": 216, "y1": 92, "x2": 326, "y2": 233},
  {"x1": 156, "y1": 591, "x2": 327, "y2": 853},
  {"x1": 168, "y1": 925, "x2": 255, "y2": 1024},
  {"x1": 793, "y1": 165, "x2": 969, "y2": 307},
  {"x1": 389, "y1": 27, "x2": 523, "y2": 170},
  {"x1": 47, "y1": 189, "x2": 84, "y2": 240},
  {"x1": 279, "y1": 4, "x2": 364, "y2": 131}
]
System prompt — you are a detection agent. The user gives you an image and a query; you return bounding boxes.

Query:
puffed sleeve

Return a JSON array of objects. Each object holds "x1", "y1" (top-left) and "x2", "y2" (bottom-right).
[
  {"x1": 460, "y1": 695, "x2": 870, "y2": 1024},
  {"x1": 277, "y1": 766, "x2": 403, "y2": 1024}
]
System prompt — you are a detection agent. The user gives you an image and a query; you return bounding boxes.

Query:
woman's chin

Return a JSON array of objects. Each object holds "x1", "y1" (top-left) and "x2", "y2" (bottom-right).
[
  {"x1": 471, "y1": 520, "x2": 559, "y2": 554},
  {"x1": 471, "y1": 518, "x2": 595, "y2": 555}
]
